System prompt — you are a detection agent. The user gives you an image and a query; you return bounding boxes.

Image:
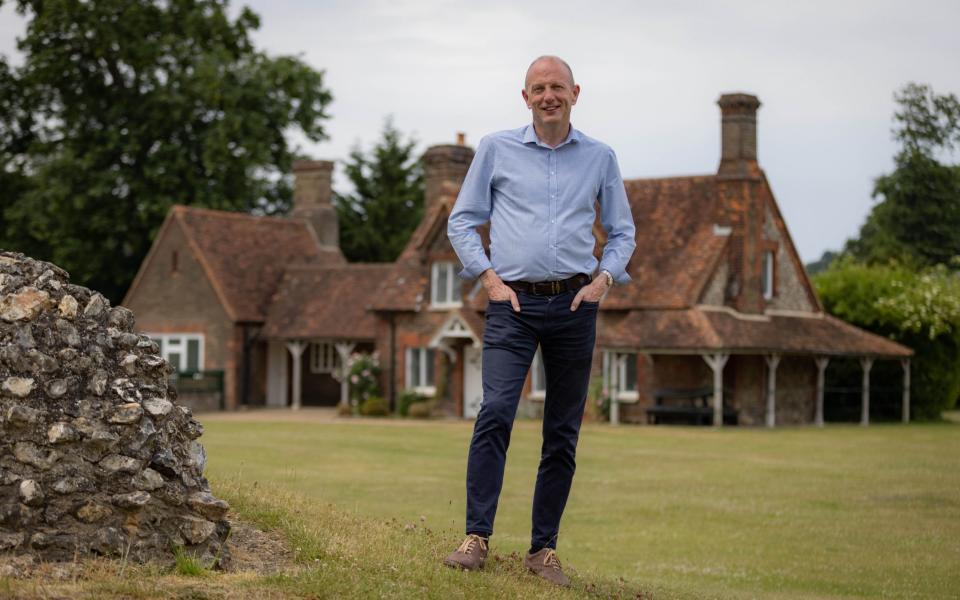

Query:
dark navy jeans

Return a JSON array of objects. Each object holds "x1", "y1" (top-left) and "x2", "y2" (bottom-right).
[{"x1": 465, "y1": 290, "x2": 598, "y2": 550}]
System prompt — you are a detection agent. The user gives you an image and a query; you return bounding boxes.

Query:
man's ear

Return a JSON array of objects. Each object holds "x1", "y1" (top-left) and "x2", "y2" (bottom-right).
[
  {"x1": 522, "y1": 88, "x2": 531, "y2": 108},
  {"x1": 572, "y1": 84, "x2": 581, "y2": 105}
]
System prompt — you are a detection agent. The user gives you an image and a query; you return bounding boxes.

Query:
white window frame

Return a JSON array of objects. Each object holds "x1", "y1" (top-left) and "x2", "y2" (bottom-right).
[
  {"x1": 309, "y1": 341, "x2": 340, "y2": 374},
  {"x1": 405, "y1": 347, "x2": 436, "y2": 395},
  {"x1": 614, "y1": 352, "x2": 639, "y2": 402},
  {"x1": 431, "y1": 261, "x2": 463, "y2": 308},
  {"x1": 147, "y1": 333, "x2": 205, "y2": 373},
  {"x1": 529, "y1": 347, "x2": 546, "y2": 400},
  {"x1": 762, "y1": 250, "x2": 775, "y2": 300}
]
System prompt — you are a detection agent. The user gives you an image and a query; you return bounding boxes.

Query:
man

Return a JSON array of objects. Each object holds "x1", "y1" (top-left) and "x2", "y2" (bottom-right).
[{"x1": 443, "y1": 55, "x2": 636, "y2": 587}]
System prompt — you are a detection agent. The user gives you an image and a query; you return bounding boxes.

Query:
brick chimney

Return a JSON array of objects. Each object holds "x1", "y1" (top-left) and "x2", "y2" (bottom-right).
[
  {"x1": 291, "y1": 159, "x2": 339, "y2": 249},
  {"x1": 717, "y1": 93, "x2": 762, "y2": 179},
  {"x1": 422, "y1": 133, "x2": 474, "y2": 210},
  {"x1": 715, "y1": 93, "x2": 765, "y2": 314}
]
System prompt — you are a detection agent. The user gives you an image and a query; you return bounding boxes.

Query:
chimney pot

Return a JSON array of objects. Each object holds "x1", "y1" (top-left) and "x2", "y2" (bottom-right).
[
  {"x1": 456, "y1": 132, "x2": 466, "y2": 146},
  {"x1": 717, "y1": 93, "x2": 761, "y2": 178},
  {"x1": 422, "y1": 143, "x2": 474, "y2": 210},
  {"x1": 291, "y1": 159, "x2": 339, "y2": 248}
]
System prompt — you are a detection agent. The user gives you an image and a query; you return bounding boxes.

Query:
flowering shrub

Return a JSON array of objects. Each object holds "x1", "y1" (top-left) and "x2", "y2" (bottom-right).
[{"x1": 345, "y1": 351, "x2": 381, "y2": 408}]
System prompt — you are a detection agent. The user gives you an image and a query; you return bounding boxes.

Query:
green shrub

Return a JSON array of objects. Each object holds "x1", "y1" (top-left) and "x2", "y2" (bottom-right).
[
  {"x1": 359, "y1": 396, "x2": 389, "y2": 417},
  {"x1": 336, "y1": 402, "x2": 353, "y2": 417},
  {"x1": 407, "y1": 401, "x2": 433, "y2": 419},
  {"x1": 396, "y1": 389, "x2": 424, "y2": 417}
]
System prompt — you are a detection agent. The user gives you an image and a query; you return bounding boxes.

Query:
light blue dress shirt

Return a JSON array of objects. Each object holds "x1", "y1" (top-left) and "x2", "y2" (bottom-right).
[{"x1": 447, "y1": 124, "x2": 636, "y2": 285}]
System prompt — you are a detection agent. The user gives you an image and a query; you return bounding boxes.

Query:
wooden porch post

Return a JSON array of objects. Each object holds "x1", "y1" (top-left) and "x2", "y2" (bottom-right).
[
  {"x1": 334, "y1": 342, "x2": 355, "y2": 409},
  {"x1": 702, "y1": 353, "x2": 729, "y2": 427},
  {"x1": 814, "y1": 357, "x2": 829, "y2": 427},
  {"x1": 765, "y1": 354, "x2": 781, "y2": 428},
  {"x1": 285, "y1": 341, "x2": 307, "y2": 410},
  {"x1": 901, "y1": 358, "x2": 911, "y2": 424},
  {"x1": 610, "y1": 352, "x2": 621, "y2": 426},
  {"x1": 860, "y1": 357, "x2": 874, "y2": 426}
]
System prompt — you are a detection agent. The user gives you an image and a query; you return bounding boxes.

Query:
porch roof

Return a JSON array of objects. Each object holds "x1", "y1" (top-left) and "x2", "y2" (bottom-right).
[{"x1": 598, "y1": 306, "x2": 912, "y2": 358}]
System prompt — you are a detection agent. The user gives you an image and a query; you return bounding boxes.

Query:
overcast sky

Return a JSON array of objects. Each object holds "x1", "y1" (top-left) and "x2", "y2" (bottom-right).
[{"x1": 2, "y1": 0, "x2": 959, "y2": 262}]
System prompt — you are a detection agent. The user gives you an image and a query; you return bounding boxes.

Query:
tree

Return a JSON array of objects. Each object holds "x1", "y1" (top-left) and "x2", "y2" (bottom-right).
[
  {"x1": 0, "y1": 0, "x2": 332, "y2": 302},
  {"x1": 847, "y1": 83, "x2": 960, "y2": 266},
  {"x1": 334, "y1": 119, "x2": 424, "y2": 263},
  {"x1": 813, "y1": 258, "x2": 960, "y2": 419}
]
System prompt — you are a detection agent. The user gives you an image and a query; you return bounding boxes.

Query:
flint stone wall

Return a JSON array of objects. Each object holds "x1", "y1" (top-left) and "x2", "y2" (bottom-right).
[{"x1": 0, "y1": 251, "x2": 230, "y2": 564}]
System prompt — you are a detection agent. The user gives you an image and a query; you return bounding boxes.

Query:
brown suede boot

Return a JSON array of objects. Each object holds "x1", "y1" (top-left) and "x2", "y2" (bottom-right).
[
  {"x1": 523, "y1": 548, "x2": 571, "y2": 587},
  {"x1": 442, "y1": 534, "x2": 488, "y2": 571}
]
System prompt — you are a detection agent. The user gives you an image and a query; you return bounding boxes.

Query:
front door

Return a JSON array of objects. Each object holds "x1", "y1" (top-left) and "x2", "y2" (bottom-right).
[{"x1": 463, "y1": 345, "x2": 483, "y2": 418}]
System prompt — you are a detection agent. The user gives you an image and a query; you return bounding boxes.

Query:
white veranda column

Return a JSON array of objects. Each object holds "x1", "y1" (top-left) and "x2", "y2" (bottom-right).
[
  {"x1": 334, "y1": 342, "x2": 356, "y2": 408},
  {"x1": 814, "y1": 357, "x2": 830, "y2": 427},
  {"x1": 765, "y1": 354, "x2": 781, "y2": 428},
  {"x1": 702, "y1": 353, "x2": 729, "y2": 427},
  {"x1": 610, "y1": 352, "x2": 621, "y2": 426},
  {"x1": 901, "y1": 358, "x2": 911, "y2": 424},
  {"x1": 860, "y1": 357, "x2": 874, "y2": 426},
  {"x1": 285, "y1": 341, "x2": 307, "y2": 410}
]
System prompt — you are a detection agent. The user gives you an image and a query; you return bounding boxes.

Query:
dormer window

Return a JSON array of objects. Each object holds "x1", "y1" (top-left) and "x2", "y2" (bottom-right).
[
  {"x1": 431, "y1": 261, "x2": 463, "y2": 308},
  {"x1": 762, "y1": 250, "x2": 775, "y2": 300}
]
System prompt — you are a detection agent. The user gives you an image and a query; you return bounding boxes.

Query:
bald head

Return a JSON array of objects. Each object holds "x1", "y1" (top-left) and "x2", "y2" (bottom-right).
[{"x1": 525, "y1": 55, "x2": 575, "y2": 89}]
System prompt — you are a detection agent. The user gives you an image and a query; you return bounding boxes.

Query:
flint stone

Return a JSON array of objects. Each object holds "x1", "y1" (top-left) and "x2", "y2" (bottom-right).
[
  {"x1": 46, "y1": 378, "x2": 72, "y2": 398},
  {"x1": 119, "y1": 353, "x2": 138, "y2": 374},
  {"x1": 6, "y1": 404, "x2": 40, "y2": 426},
  {"x1": 51, "y1": 477, "x2": 93, "y2": 494},
  {"x1": 48, "y1": 422, "x2": 80, "y2": 443},
  {"x1": 107, "y1": 306, "x2": 135, "y2": 330},
  {"x1": 112, "y1": 491, "x2": 151, "y2": 509},
  {"x1": 0, "y1": 287, "x2": 49, "y2": 321},
  {"x1": 55, "y1": 319, "x2": 81, "y2": 347},
  {"x1": 19, "y1": 480, "x2": 45, "y2": 507},
  {"x1": 132, "y1": 467, "x2": 164, "y2": 492},
  {"x1": 30, "y1": 531, "x2": 76, "y2": 552},
  {"x1": 2, "y1": 377, "x2": 34, "y2": 398},
  {"x1": 0, "y1": 531, "x2": 25, "y2": 551},
  {"x1": 83, "y1": 294, "x2": 107, "y2": 318},
  {"x1": 109, "y1": 402, "x2": 143, "y2": 424},
  {"x1": 100, "y1": 454, "x2": 141, "y2": 474},
  {"x1": 117, "y1": 332, "x2": 140, "y2": 349},
  {"x1": 88, "y1": 370, "x2": 108, "y2": 396},
  {"x1": 25, "y1": 350, "x2": 58, "y2": 373},
  {"x1": 180, "y1": 516, "x2": 216, "y2": 544},
  {"x1": 0, "y1": 503, "x2": 20, "y2": 526},
  {"x1": 189, "y1": 440, "x2": 207, "y2": 472},
  {"x1": 143, "y1": 397, "x2": 173, "y2": 417},
  {"x1": 14, "y1": 324, "x2": 35, "y2": 349},
  {"x1": 188, "y1": 492, "x2": 229, "y2": 521},
  {"x1": 150, "y1": 449, "x2": 178, "y2": 477},
  {"x1": 14, "y1": 442, "x2": 60, "y2": 470},
  {"x1": 91, "y1": 527, "x2": 126, "y2": 556},
  {"x1": 58, "y1": 294, "x2": 78, "y2": 318},
  {"x1": 76, "y1": 501, "x2": 113, "y2": 523}
]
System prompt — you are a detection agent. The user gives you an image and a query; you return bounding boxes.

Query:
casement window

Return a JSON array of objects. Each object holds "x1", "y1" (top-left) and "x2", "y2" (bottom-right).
[
  {"x1": 148, "y1": 333, "x2": 204, "y2": 373},
  {"x1": 529, "y1": 347, "x2": 547, "y2": 398},
  {"x1": 611, "y1": 352, "x2": 638, "y2": 401},
  {"x1": 406, "y1": 347, "x2": 436, "y2": 393},
  {"x1": 309, "y1": 342, "x2": 340, "y2": 374},
  {"x1": 431, "y1": 261, "x2": 463, "y2": 308},
  {"x1": 762, "y1": 250, "x2": 775, "y2": 300}
]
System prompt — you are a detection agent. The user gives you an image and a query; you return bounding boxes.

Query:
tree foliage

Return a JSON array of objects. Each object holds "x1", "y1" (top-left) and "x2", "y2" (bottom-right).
[
  {"x1": 847, "y1": 83, "x2": 960, "y2": 266},
  {"x1": 814, "y1": 258, "x2": 960, "y2": 419},
  {"x1": 334, "y1": 119, "x2": 424, "y2": 263},
  {"x1": 0, "y1": 0, "x2": 332, "y2": 302}
]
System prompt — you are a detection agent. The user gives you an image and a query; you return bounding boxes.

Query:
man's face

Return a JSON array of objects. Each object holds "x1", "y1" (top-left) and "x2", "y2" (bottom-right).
[{"x1": 522, "y1": 59, "x2": 580, "y2": 130}]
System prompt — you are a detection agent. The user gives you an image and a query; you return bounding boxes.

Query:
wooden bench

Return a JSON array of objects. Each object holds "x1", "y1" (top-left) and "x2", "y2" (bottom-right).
[{"x1": 646, "y1": 387, "x2": 739, "y2": 425}]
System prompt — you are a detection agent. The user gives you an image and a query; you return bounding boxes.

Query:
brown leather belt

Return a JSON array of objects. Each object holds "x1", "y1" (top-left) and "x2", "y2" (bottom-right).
[{"x1": 503, "y1": 273, "x2": 591, "y2": 297}]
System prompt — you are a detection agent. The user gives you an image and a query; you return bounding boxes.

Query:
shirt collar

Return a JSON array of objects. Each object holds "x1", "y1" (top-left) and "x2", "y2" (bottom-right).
[{"x1": 522, "y1": 123, "x2": 581, "y2": 148}]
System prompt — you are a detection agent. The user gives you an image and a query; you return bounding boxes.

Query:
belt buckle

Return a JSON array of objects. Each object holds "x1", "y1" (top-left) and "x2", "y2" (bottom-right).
[{"x1": 551, "y1": 280, "x2": 561, "y2": 295}]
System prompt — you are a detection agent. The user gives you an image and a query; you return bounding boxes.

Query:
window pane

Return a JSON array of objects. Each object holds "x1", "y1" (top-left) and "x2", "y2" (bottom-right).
[
  {"x1": 451, "y1": 266, "x2": 463, "y2": 302},
  {"x1": 623, "y1": 354, "x2": 637, "y2": 391},
  {"x1": 436, "y1": 264, "x2": 449, "y2": 303},
  {"x1": 168, "y1": 337, "x2": 182, "y2": 346},
  {"x1": 410, "y1": 349, "x2": 421, "y2": 387},
  {"x1": 425, "y1": 349, "x2": 435, "y2": 385},
  {"x1": 186, "y1": 339, "x2": 200, "y2": 371},
  {"x1": 168, "y1": 352, "x2": 182, "y2": 372}
]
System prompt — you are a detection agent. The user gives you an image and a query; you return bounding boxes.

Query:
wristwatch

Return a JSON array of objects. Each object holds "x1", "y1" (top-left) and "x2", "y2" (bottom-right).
[{"x1": 599, "y1": 270, "x2": 614, "y2": 287}]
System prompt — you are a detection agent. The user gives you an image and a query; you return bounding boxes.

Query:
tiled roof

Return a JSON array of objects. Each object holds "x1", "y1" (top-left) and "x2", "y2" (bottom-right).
[
  {"x1": 601, "y1": 175, "x2": 727, "y2": 309},
  {"x1": 599, "y1": 307, "x2": 912, "y2": 357},
  {"x1": 261, "y1": 263, "x2": 392, "y2": 340},
  {"x1": 174, "y1": 206, "x2": 345, "y2": 322}
]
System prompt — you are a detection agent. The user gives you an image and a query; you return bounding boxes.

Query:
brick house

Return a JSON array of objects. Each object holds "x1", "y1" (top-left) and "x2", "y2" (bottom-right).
[{"x1": 125, "y1": 93, "x2": 913, "y2": 425}]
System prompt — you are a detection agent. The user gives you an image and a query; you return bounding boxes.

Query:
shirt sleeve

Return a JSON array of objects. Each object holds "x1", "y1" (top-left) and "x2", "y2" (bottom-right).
[
  {"x1": 597, "y1": 147, "x2": 637, "y2": 284},
  {"x1": 447, "y1": 135, "x2": 496, "y2": 280}
]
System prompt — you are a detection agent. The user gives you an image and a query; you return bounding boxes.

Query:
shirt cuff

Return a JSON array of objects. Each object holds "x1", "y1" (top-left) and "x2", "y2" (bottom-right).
[
  {"x1": 458, "y1": 256, "x2": 493, "y2": 280},
  {"x1": 599, "y1": 262, "x2": 632, "y2": 285}
]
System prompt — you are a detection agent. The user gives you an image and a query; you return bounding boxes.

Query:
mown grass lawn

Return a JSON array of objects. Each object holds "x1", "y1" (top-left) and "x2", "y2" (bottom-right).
[{"x1": 196, "y1": 416, "x2": 960, "y2": 599}]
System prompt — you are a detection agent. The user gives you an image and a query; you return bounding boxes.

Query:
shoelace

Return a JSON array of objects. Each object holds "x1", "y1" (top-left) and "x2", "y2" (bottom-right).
[
  {"x1": 457, "y1": 534, "x2": 487, "y2": 555},
  {"x1": 543, "y1": 549, "x2": 562, "y2": 570}
]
